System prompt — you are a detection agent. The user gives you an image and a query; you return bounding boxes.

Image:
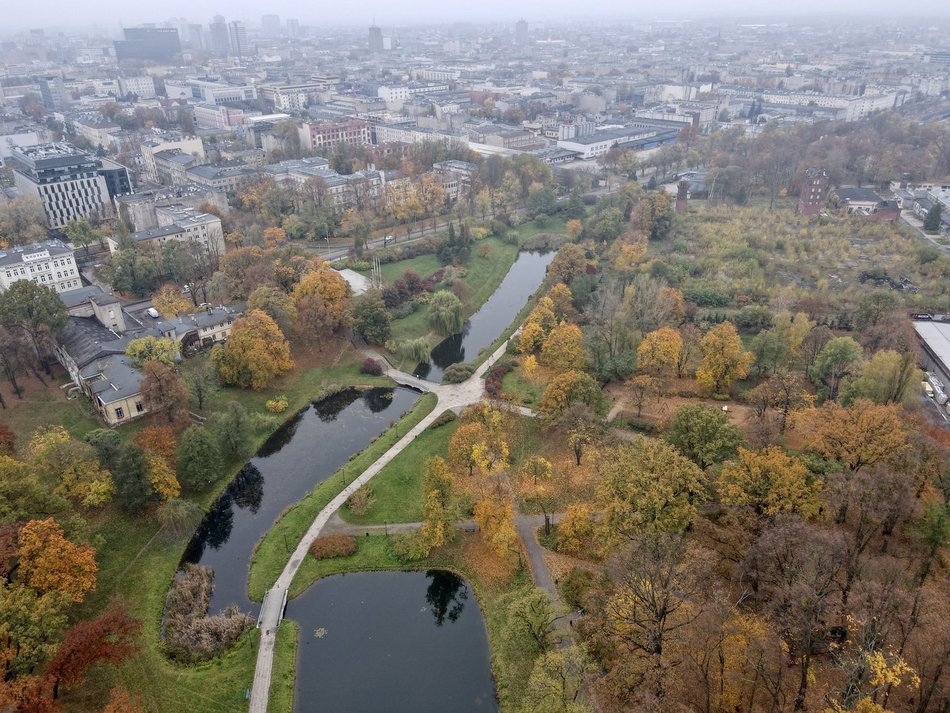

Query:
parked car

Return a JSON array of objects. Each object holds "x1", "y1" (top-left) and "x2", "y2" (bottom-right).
[{"x1": 146, "y1": 307, "x2": 160, "y2": 319}]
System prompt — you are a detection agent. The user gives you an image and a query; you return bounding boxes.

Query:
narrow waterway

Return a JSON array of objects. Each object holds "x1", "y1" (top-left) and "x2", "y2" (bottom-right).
[
  {"x1": 287, "y1": 570, "x2": 498, "y2": 713},
  {"x1": 414, "y1": 250, "x2": 554, "y2": 382},
  {"x1": 180, "y1": 386, "x2": 420, "y2": 614}
]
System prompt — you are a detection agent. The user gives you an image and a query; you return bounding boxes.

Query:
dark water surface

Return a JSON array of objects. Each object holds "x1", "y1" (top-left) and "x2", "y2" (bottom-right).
[
  {"x1": 181, "y1": 386, "x2": 420, "y2": 614},
  {"x1": 287, "y1": 570, "x2": 498, "y2": 713},
  {"x1": 415, "y1": 250, "x2": 555, "y2": 382}
]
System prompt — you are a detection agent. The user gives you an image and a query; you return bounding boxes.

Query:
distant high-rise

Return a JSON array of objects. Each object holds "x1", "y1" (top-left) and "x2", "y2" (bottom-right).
[
  {"x1": 36, "y1": 75, "x2": 67, "y2": 111},
  {"x1": 228, "y1": 21, "x2": 249, "y2": 58},
  {"x1": 261, "y1": 14, "x2": 282, "y2": 38},
  {"x1": 515, "y1": 19, "x2": 528, "y2": 47},
  {"x1": 368, "y1": 24, "x2": 384, "y2": 53},
  {"x1": 114, "y1": 26, "x2": 181, "y2": 63},
  {"x1": 209, "y1": 16, "x2": 230, "y2": 57},
  {"x1": 183, "y1": 24, "x2": 204, "y2": 50},
  {"x1": 286, "y1": 19, "x2": 300, "y2": 38}
]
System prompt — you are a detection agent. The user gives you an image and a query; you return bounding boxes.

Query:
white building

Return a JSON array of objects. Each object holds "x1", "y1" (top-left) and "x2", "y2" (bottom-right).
[
  {"x1": 107, "y1": 207, "x2": 224, "y2": 259},
  {"x1": 0, "y1": 240, "x2": 81, "y2": 293},
  {"x1": 118, "y1": 76, "x2": 157, "y2": 99},
  {"x1": 141, "y1": 136, "x2": 206, "y2": 184}
]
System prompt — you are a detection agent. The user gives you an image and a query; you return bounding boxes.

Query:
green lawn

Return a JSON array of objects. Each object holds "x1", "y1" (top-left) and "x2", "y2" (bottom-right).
[
  {"x1": 501, "y1": 366, "x2": 544, "y2": 409},
  {"x1": 247, "y1": 392, "x2": 438, "y2": 601},
  {"x1": 268, "y1": 621, "x2": 298, "y2": 713},
  {"x1": 387, "y1": 237, "x2": 520, "y2": 346},
  {"x1": 340, "y1": 416, "x2": 459, "y2": 525}
]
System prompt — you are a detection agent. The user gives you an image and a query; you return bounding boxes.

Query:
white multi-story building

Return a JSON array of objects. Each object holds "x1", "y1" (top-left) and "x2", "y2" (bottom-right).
[
  {"x1": 0, "y1": 240, "x2": 81, "y2": 293},
  {"x1": 118, "y1": 76, "x2": 157, "y2": 99},
  {"x1": 107, "y1": 207, "x2": 224, "y2": 259},
  {"x1": 11, "y1": 143, "x2": 113, "y2": 229}
]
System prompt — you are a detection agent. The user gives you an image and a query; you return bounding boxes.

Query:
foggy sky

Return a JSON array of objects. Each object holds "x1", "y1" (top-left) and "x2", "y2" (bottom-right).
[{"x1": 3, "y1": 0, "x2": 950, "y2": 34}]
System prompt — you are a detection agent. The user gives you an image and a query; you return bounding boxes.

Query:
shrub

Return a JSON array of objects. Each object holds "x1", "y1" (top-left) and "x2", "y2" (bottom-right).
[
  {"x1": 361, "y1": 358, "x2": 384, "y2": 376},
  {"x1": 430, "y1": 410, "x2": 458, "y2": 429},
  {"x1": 390, "y1": 302, "x2": 417, "y2": 320},
  {"x1": 442, "y1": 362, "x2": 475, "y2": 383},
  {"x1": 346, "y1": 486, "x2": 375, "y2": 516},
  {"x1": 558, "y1": 567, "x2": 595, "y2": 610},
  {"x1": 309, "y1": 534, "x2": 358, "y2": 560},
  {"x1": 163, "y1": 564, "x2": 253, "y2": 663},
  {"x1": 265, "y1": 395, "x2": 288, "y2": 413}
]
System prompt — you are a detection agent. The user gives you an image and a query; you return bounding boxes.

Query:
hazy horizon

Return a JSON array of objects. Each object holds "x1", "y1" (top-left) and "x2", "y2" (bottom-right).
[{"x1": 4, "y1": 1, "x2": 950, "y2": 35}]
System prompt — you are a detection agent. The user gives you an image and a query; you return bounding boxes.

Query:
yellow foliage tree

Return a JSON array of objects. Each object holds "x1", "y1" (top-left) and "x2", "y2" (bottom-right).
[
  {"x1": 27, "y1": 427, "x2": 113, "y2": 508},
  {"x1": 147, "y1": 455, "x2": 181, "y2": 501},
  {"x1": 555, "y1": 503, "x2": 595, "y2": 555},
  {"x1": 151, "y1": 285, "x2": 191, "y2": 319},
  {"x1": 719, "y1": 446, "x2": 822, "y2": 518},
  {"x1": 473, "y1": 495, "x2": 518, "y2": 561},
  {"x1": 540, "y1": 322, "x2": 586, "y2": 374},
  {"x1": 292, "y1": 264, "x2": 351, "y2": 330},
  {"x1": 637, "y1": 327, "x2": 683, "y2": 378},
  {"x1": 548, "y1": 283, "x2": 574, "y2": 320},
  {"x1": 263, "y1": 226, "x2": 287, "y2": 248},
  {"x1": 695, "y1": 321, "x2": 754, "y2": 395},
  {"x1": 16, "y1": 518, "x2": 97, "y2": 603},
  {"x1": 211, "y1": 309, "x2": 294, "y2": 390}
]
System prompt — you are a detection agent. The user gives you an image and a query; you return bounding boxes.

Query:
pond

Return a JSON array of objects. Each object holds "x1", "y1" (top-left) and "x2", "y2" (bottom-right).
[
  {"x1": 287, "y1": 570, "x2": 498, "y2": 713},
  {"x1": 414, "y1": 250, "x2": 555, "y2": 382},
  {"x1": 180, "y1": 386, "x2": 420, "y2": 614}
]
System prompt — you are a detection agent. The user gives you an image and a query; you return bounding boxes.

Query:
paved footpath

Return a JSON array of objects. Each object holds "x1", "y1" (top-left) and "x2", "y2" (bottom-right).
[{"x1": 247, "y1": 334, "x2": 517, "y2": 712}]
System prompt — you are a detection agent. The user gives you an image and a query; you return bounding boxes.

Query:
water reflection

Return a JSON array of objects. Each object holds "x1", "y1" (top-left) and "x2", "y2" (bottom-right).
[
  {"x1": 425, "y1": 569, "x2": 468, "y2": 626},
  {"x1": 180, "y1": 387, "x2": 420, "y2": 614},
  {"x1": 362, "y1": 387, "x2": 394, "y2": 413},
  {"x1": 288, "y1": 570, "x2": 497, "y2": 713}
]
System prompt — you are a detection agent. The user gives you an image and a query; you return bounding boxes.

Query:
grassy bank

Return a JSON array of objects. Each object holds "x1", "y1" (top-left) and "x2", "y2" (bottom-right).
[
  {"x1": 500, "y1": 364, "x2": 543, "y2": 409},
  {"x1": 268, "y1": 621, "x2": 298, "y2": 713},
  {"x1": 247, "y1": 392, "x2": 438, "y2": 601},
  {"x1": 387, "y1": 237, "x2": 520, "y2": 346},
  {"x1": 339, "y1": 415, "x2": 459, "y2": 525},
  {"x1": 287, "y1": 533, "x2": 535, "y2": 711}
]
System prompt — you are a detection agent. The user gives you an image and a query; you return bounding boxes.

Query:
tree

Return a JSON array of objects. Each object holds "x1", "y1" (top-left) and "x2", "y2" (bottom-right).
[
  {"x1": 0, "y1": 325, "x2": 31, "y2": 401},
  {"x1": 810, "y1": 336, "x2": 864, "y2": 400},
  {"x1": 549, "y1": 244, "x2": 588, "y2": 284},
  {"x1": 184, "y1": 362, "x2": 215, "y2": 413},
  {"x1": 140, "y1": 361, "x2": 189, "y2": 424},
  {"x1": 418, "y1": 456, "x2": 454, "y2": 553},
  {"x1": 507, "y1": 587, "x2": 558, "y2": 653},
  {"x1": 126, "y1": 336, "x2": 179, "y2": 368},
  {"x1": 845, "y1": 350, "x2": 920, "y2": 405},
  {"x1": 292, "y1": 265, "x2": 350, "y2": 331},
  {"x1": 210, "y1": 401, "x2": 252, "y2": 459},
  {"x1": 176, "y1": 425, "x2": 222, "y2": 492},
  {"x1": 603, "y1": 534, "x2": 708, "y2": 701},
  {"x1": 0, "y1": 196, "x2": 46, "y2": 245},
  {"x1": 27, "y1": 427, "x2": 113, "y2": 508},
  {"x1": 449, "y1": 421, "x2": 487, "y2": 477},
  {"x1": 16, "y1": 518, "x2": 97, "y2": 603},
  {"x1": 539, "y1": 370, "x2": 604, "y2": 429},
  {"x1": 719, "y1": 447, "x2": 822, "y2": 518},
  {"x1": 625, "y1": 373, "x2": 660, "y2": 420},
  {"x1": 597, "y1": 439, "x2": 707, "y2": 542},
  {"x1": 63, "y1": 218, "x2": 98, "y2": 254},
  {"x1": 0, "y1": 580, "x2": 69, "y2": 683},
  {"x1": 637, "y1": 327, "x2": 683, "y2": 378},
  {"x1": 46, "y1": 602, "x2": 140, "y2": 699},
  {"x1": 473, "y1": 495, "x2": 518, "y2": 561},
  {"x1": 695, "y1": 322, "x2": 754, "y2": 395},
  {"x1": 112, "y1": 445, "x2": 157, "y2": 513},
  {"x1": 565, "y1": 219, "x2": 583, "y2": 241},
  {"x1": 0, "y1": 281, "x2": 67, "y2": 374},
  {"x1": 539, "y1": 322, "x2": 586, "y2": 374},
  {"x1": 666, "y1": 403, "x2": 746, "y2": 470},
  {"x1": 0, "y1": 424, "x2": 14, "y2": 456},
  {"x1": 526, "y1": 186, "x2": 558, "y2": 217},
  {"x1": 792, "y1": 400, "x2": 908, "y2": 475},
  {"x1": 350, "y1": 289, "x2": 391, "y2": 345},
  {"x1": 923, "y1": 203, "x2": 942, "y2": 233},
  {"x1": 212, "y1": 309, "x2": 294, "y2": 390},
  {"x1": 518, "y1": 645, "x2": 591, "y2": 713},
  {"x1": 428, "y1": 290, "x2": 465, "y2": 336},
  {"x1": 146, "y1": 455, "x2": 180, "y2": 501},
  {"x1": 84, "y1": 429, "x2": 123, "y2": 472},
  {"x1": 150, "y1": 285, "x2": 191, "y2": 319}
]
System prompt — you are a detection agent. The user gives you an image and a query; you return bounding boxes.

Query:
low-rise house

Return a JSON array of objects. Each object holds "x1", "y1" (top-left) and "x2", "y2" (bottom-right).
[
  {"x1": 830, "y1": 187, "x2": 902, "y2": 222},
  {"x1": 155, "y1": 304, "x2": 242, "y2": 352}
]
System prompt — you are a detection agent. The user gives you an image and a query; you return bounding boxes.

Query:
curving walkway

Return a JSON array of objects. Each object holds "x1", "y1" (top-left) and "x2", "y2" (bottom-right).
[{"x1": 248, "y1": 333, "x2": 517, "y2": 712}]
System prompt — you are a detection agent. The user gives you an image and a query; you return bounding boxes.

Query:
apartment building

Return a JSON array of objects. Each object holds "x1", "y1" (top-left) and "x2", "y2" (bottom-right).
[
  {"x1": 141, "y1": 136, "x2": 205, "y2": 184},
  {"x1": 0, "y1": 240, "x2": 81, "y2": 293},
  {"x1": 10, "y1": 143, "x2": 114, "y2": 229},
  {"x1": 299, "y1": 119, "x2": 372, "y2": 153}
]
